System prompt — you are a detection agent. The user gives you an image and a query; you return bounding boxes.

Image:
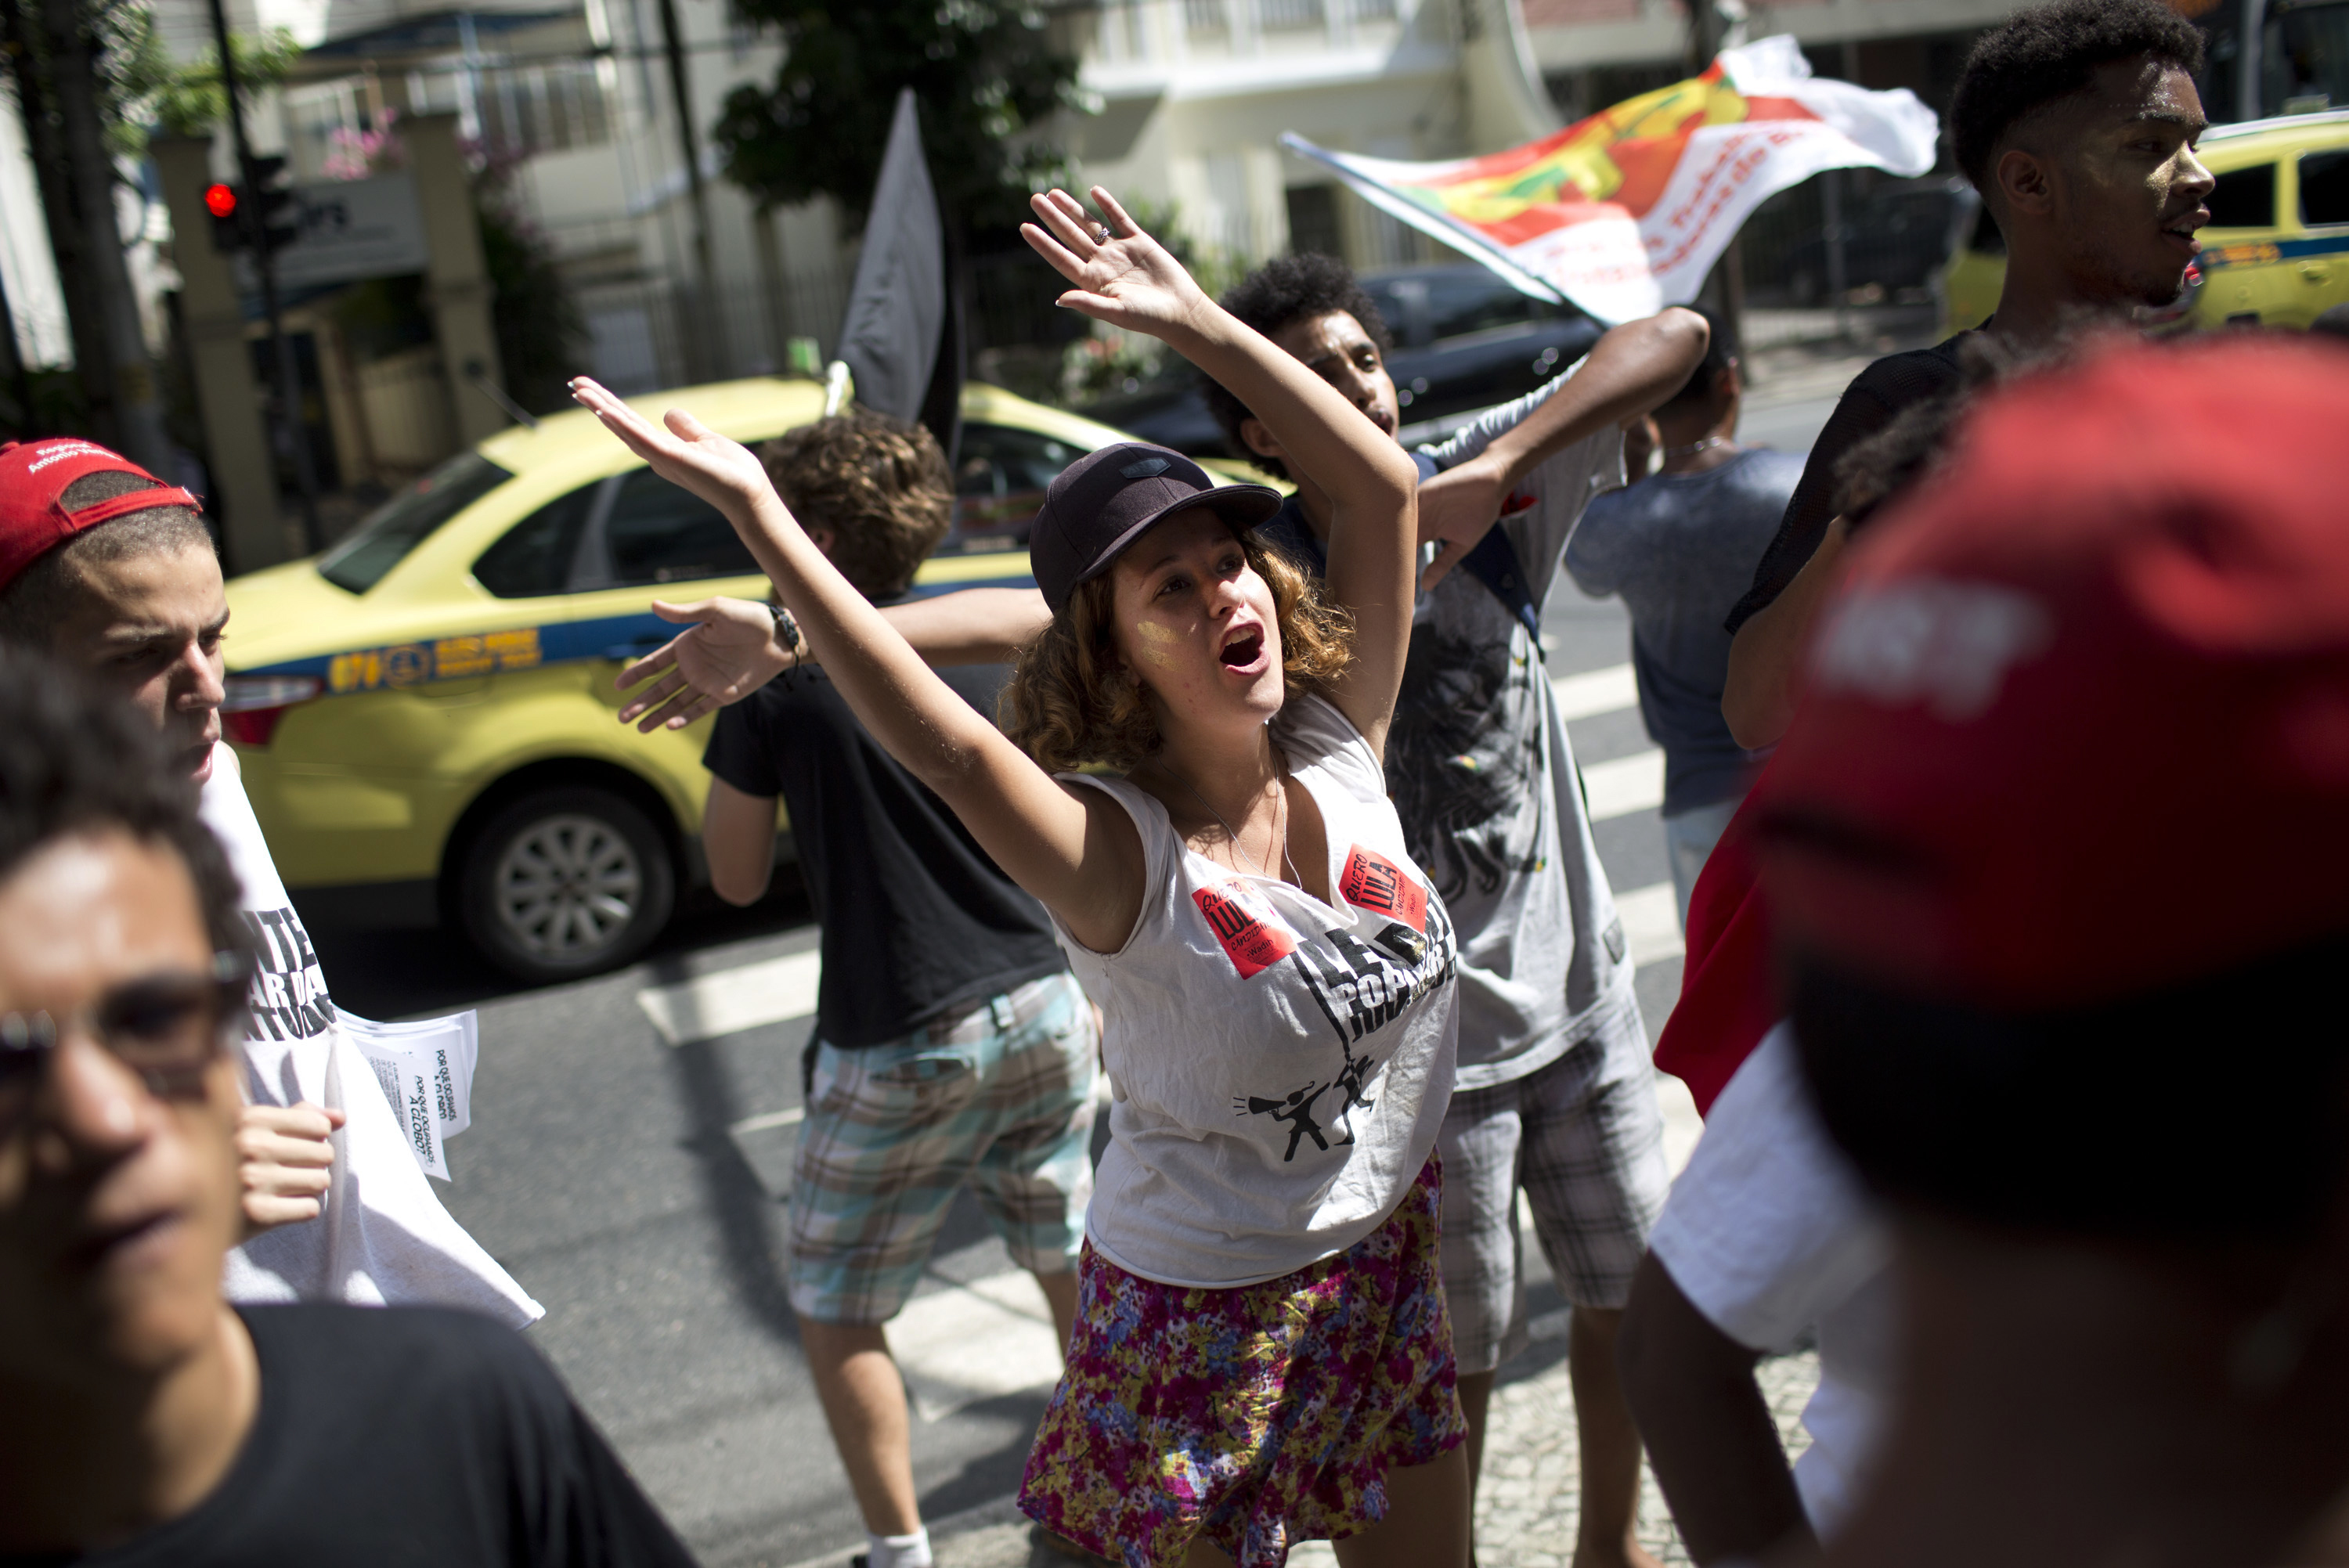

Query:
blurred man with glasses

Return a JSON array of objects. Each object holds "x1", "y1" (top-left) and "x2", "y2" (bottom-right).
[{"x1": 0, "y1": 658, "x2": 695, "y2": 1564}]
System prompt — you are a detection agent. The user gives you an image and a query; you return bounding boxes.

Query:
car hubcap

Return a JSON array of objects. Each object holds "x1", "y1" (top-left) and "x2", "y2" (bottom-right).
[{"x1": 493, "y1": 813, "x2": 643, "y2": 961}]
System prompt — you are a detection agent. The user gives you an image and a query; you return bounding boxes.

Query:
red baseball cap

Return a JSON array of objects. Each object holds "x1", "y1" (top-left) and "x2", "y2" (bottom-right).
[
  {"x1": 1756, "y1": 334, "x2": 2349, "y2": 1012},
  {"x1": 0, "y1": 438, "x2": 201, "y2": 594}
]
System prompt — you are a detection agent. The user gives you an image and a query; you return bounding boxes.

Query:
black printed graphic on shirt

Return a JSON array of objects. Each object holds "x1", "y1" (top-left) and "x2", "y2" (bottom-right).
[
  {"x1": 1230, "y1": 881, "x2": 1456, "y2": 1162},
  {"x1": 241, "y1": 906, "x2": 335, "y2": 1040},
  {"x1": 1384, "y1": 622, "x2": 1550, "y2": 903}
]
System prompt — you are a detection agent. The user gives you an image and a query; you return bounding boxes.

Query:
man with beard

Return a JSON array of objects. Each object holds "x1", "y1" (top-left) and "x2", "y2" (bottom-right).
[{"x1": 1721, "y1": 0, "x2": 2217, "y2": 749}]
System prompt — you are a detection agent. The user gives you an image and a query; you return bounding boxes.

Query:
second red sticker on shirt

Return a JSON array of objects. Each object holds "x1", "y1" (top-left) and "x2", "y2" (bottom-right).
[{"x1": 1339, "y1": 845, "x2": 1427, "y2": 932}]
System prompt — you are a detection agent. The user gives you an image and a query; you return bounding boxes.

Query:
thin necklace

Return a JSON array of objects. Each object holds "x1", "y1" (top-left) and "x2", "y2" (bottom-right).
[
  {"x1": 1662, "y1": 434, "x2": 1734, "y2": 459},
  {"x1": 1153, "y1": 755, "x2": 1301, "y2": 885}
]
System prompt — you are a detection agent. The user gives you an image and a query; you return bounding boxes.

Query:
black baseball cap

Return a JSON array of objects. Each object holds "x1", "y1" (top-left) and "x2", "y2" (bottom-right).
[{"x1": 1028, "y1": 442, "x2": 1284, "y2": 615}]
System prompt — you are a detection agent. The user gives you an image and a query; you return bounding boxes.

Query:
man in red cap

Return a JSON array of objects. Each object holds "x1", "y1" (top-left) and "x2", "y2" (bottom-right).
[
  {"x1": 0, "y1": 439, "x2": 536, "y2": 1324},
  {"x1": 1748, "y1": 333, "x2": 2349, "y2": 1566}
]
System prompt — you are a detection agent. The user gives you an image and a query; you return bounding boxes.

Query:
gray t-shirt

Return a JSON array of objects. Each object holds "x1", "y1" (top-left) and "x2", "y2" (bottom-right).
[
  {"x1": 1262, "y1": 364, "x2": 1642, "y2": 1090},
  {"x1": 1565, "y1": 448, "x2": 1803, "y2": 816}
]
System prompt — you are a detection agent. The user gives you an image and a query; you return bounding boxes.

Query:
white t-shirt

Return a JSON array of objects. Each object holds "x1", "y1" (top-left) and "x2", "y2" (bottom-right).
[
  {"x1": 204, "y1": 745, "x2": 542, "y2": 1327},
  {"x1": 1053, "y1": 695, "x2": 1460, "y2": 1289},
  {"x1": 1646, "y1": 1023, "x2": 1894, "y2": 1538}
]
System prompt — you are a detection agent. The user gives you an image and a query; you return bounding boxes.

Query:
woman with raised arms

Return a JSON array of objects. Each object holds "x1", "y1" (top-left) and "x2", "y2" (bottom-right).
[{"x1": 572, "y1": 187, "x2": 1466, "y2": 1568}]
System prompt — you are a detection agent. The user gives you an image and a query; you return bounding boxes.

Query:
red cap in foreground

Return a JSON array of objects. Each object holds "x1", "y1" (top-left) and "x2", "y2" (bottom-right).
[
  {"x1": 1757, "y1": 335, "x2": 2349, "y2": 1012},
  {"x1": 0, "y1": 439, "x2": 201, "y2": 594}
]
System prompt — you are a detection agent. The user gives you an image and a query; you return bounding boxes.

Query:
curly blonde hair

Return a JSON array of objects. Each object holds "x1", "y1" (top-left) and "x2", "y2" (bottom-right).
[
  {"x1": 760, "y1": 410, "x2": 953, "y2": 599},
  {"x1": 1000, "y1": 534, "x2": 1353, "y2": 773}
]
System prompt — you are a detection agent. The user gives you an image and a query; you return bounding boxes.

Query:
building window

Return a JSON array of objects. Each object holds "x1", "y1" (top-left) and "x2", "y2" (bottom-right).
[
  {"x1": 1185, "y1": 0, "x2": 1229, "y2": 34},
  {"x1": 1260, "y1": 0, "x2": 1326, "y2": 28}
]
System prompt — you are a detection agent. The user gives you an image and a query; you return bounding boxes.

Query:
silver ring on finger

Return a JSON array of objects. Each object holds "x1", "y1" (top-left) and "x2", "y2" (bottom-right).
[{"x1": 1095, "y1": 222, "x2": 1112, "y2": 244}]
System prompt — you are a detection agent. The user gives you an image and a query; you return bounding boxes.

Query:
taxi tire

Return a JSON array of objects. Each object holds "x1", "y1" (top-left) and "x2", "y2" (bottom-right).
[{"x1": 458, "y1": 787, "x2": 677, "y2": 982}]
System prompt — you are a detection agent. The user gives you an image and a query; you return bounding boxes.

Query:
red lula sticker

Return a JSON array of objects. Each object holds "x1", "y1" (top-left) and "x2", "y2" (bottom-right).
[
  {"x1": 1339, "y1": 845, "x2": 1427, "y2": 932},
  {"x1": 1193, "y1": 881, "x2": 1301, "y2": 979}
]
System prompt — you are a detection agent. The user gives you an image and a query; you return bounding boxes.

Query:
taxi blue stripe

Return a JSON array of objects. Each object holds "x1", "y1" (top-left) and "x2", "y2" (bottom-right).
[{"x1": 233, "y1": 573, "x2": 1037, "y2": 682}]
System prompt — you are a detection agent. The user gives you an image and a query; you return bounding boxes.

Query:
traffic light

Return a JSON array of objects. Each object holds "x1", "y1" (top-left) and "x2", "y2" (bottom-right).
[
  {"x1": 247, "y1": 155, "x2": 300, "y2": 254},
  {"x1": 204, "y1": 158, "x2": 301, "y2": 258},
  {"x1": 204, "y1": 181, "x2": 244, "y2": 254}
]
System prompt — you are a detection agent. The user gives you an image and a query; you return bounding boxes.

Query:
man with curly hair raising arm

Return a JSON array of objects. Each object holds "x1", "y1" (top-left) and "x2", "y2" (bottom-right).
[{"x1": 692, "y1": 410, "x2": 1098, "y2": 1568}]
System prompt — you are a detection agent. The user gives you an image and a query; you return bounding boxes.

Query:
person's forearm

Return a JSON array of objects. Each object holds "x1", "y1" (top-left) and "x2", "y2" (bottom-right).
[
  {"x1": 1171, "y1": 303, "x2": 1418, "y2": 532},
  {"x1": 1723, "y1": 517, "x2": 1849, "y2": 749},
  {"x1": 1481, "y1": 309, "x2": 1710, "y2": 491},
  {"x1": 727, "y1": 495, "x2": 1008, "y2": 793},
  {"x1": 878, "y1": 588, "x2": 1052, "y2": 666},
  {"x1": 1619, "y1": 1255, "x2": 1814, "y2": 1564}
]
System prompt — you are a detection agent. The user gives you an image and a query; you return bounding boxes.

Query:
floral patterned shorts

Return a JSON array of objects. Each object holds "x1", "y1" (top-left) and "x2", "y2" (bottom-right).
[{"x1": 1018, "y1": 1157, "x2": 1465, "y2": 1568}]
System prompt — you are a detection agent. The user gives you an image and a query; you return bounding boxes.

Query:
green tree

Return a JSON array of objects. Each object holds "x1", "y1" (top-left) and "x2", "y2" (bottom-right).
[
  {"x1": 473, "y1": 150, "x2": 586, "y2": 416},
  {"x1": 712, "y1": 0, "x2": 1088, "y2": 243},
  {"x1": 109, "y1": 13, "x2": 299, "y2": 151}
]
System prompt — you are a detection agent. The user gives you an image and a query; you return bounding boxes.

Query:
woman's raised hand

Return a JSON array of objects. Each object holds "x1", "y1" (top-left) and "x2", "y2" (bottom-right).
[
  {"x1": 1021, "y1": 187, "x2": 1212, "y2": 342},
  {"x1": 569, "y1": 376, "x2": 774, "y2": 521}
]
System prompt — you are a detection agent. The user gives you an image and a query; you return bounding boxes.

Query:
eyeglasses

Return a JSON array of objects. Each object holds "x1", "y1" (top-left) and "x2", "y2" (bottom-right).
[{"x1": 0, "y1": 953, "x2": 251, "y2": 1130}]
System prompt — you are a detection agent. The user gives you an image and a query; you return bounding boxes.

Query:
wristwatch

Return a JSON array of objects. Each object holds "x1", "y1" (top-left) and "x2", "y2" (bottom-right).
[{"x1": 765, "y1": 600, "x2": 807, "y2": 666}]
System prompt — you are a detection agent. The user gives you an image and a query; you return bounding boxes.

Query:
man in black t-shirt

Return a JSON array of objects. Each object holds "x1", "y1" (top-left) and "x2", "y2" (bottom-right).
[
  {"x1": 0, "y1": 659, "x2": 694, "y2": 1567},
  {"x1": 1719, "y1": 0, "x2": 2218, "y2": 749},
  {"x1": 696, "y1": 413, "x2": 1097, "y2": 1568}
]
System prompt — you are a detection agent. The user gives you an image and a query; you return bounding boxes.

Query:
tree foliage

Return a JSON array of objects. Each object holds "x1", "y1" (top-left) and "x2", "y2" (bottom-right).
[
  {"x1": 713, "y1": 0, "x2": 1088, "y2": 243},
  {"x1": 474, "y1": 153, "x2": 586, "y2": 415},
  {"x1": 107, "y1": 11, "x2": 300, "y2": 153}
]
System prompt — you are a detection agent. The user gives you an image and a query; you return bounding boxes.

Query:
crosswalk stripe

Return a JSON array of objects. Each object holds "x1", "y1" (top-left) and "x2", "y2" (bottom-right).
[
  {"x1": 1615, "y1": 879, "x2": 1684, "y2": 965},
  {"x1": 1551, "y1": 661, "x2": 1637, "y2": 722},
  {"x1": 1582, "y1": 748, "x2": 1665, "y2": 821},
  {"x1": 636, "y1": 950, "x2": 821, "y2": 1047},
  {"x1": 887, "y1": 1271, "x2": 1065, "y2": 1422}
]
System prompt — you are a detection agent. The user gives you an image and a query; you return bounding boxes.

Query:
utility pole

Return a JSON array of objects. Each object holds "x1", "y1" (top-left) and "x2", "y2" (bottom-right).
[
  {"x1": 203, "y1": 0, "x2": 322, "y2": 552},
  {"x1": 34, "y1": 0, "x2": 172, "y2": 470},
  {"x1": 654, "y1": 0, "x2": 716, "y2": 381},
  {"x1": 3, "y1": 0, "x2": 106, "y2": 443},
  {"x1": 1687, "y1": 0, "x2": 1746, "y2": 356}
]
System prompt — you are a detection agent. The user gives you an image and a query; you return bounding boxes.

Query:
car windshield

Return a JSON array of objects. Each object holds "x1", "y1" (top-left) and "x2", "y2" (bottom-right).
[{"x1": 317, "y1": 452, "x2": 514, "y2": 593}]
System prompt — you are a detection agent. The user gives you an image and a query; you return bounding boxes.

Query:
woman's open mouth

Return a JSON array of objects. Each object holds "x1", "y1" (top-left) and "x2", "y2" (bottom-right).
[{"x1": 1219, "y1": 628, "x2": 1266, "y2": 672}]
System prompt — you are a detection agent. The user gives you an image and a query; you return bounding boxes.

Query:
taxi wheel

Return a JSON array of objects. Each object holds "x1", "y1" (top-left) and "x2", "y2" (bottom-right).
[{"x1": 460, "y1": 788, "x2": 676, "y2": 982}]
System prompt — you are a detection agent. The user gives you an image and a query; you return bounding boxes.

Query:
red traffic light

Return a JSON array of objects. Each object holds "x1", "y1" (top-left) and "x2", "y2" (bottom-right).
[{"x1": 204, "y1": 182, "x2": 237, "y2": 218}]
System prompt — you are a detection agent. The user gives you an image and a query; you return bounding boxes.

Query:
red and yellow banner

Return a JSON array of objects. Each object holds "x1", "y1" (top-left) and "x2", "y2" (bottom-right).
[{"x1": 1283, "y1": 37, "x2": 1940, "y2": 323}]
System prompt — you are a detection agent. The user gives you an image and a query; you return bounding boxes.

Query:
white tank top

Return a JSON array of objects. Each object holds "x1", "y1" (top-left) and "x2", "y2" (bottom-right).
[{"x1": 1055, "y1": 695, "x2": 1460, "y2": 1289}]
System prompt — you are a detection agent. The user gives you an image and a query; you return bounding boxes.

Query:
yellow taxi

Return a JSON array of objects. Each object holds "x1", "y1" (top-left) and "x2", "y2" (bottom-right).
[
  {"x1": 222, "y1": 379, "x2": 1149, "y2": 982},
  {"x1": 1939, "y1": 108, "x2": 2349, "y2": 336}
]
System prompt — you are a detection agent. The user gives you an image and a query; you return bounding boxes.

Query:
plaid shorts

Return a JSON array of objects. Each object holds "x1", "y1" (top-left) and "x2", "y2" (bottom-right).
[
  {"x1": 788, "y1": 971, "x2": 1099, "y2": 1326},
  {"x1": 1436, "y1": 997, "x2": 1670, "y2": 1371}
]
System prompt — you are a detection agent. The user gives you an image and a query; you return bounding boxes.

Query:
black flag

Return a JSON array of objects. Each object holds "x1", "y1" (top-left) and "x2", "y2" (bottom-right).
[{"x1": 835, "y1": 90, "x2": 961, "y2": 465}]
